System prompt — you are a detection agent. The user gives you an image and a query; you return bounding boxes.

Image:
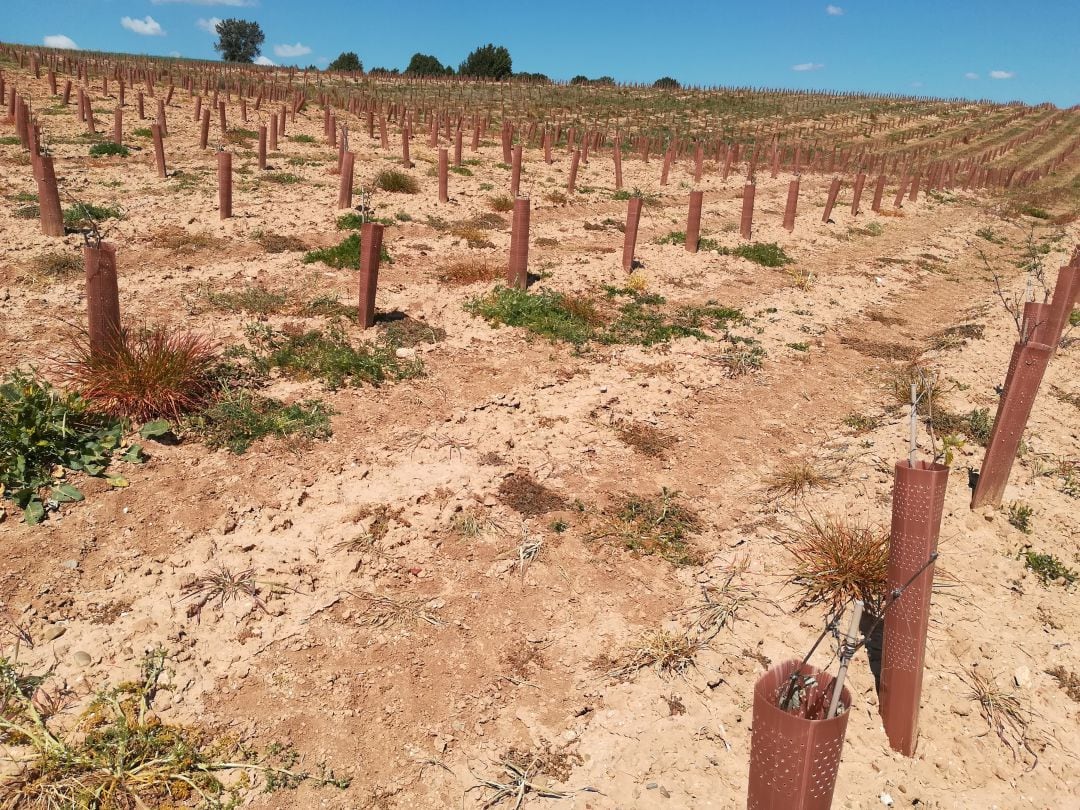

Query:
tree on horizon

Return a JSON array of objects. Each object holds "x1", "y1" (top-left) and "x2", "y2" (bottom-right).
[
  {"x1": 458, "y1": 44, "x2": 512, "y2": 80},
  {"x1": 214, "y1": 19, "x2": 265, "y2": 64}
]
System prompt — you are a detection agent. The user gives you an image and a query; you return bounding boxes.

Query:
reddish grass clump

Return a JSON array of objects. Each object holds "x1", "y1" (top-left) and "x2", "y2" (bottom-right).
[
  {"x1": 60, "y1": 326, "x2": 217, "y2": 420},
  {"x1": 784, "y1": 514, "x2": 889, "y2": 616}
]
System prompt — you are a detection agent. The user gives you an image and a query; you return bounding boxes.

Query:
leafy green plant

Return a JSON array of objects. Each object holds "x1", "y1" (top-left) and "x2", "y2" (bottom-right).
[
  {"x1": 466, "y1": 287, "x2": 600, "y2": 345},
  {"x1": 655, "y1": 230, "x2": 720, "y2": 251},
  {"x1": 302, "y1": 233, "x2": 392, "y2": 269},
  {"x1": 1007, "y1": 502, "x2": 1033, "y2": 534},
  {"x1": 241, "y1": 323, "x2": 423, "y2": 389},
  {"x1": 131, "y1": 127, "x2": 152, "y2": 138},
  {"x1": 374, "y1": 169, "x2": 419, "y2": 193},
  {"x1": 1019, "y1": 548, "x2": 1077, "y2": 586},
  {"x1": 59, "y1": 326, "x2": 218, "y2": 421},
  {"x1": 262, "y1": 172, "x2": 303, "y2": 185},
  {"x1": 205, "y1": 284, "x2": 289, "y2": 315},
  {"x1": 289, "y1": 134, "x2": 316, "y2": 144},
  {"x1": 975, "y1": 226, "x2": 1005, "y2": 244},
  {"x1": 729, "y1": 242, "x2": 792, "y2": 267},
  {"x1": 185, "y1": 387, "x2": 332, "y2": 454},
  {"x1": 88, "y1": 142, "x2": 130, "y2": 157},
  {"x1": 63, "y1": 203, "x2": 122, "y2": 230},
  {"x1": 0, "y1": 372, "x2": 134, "y2": 524}
]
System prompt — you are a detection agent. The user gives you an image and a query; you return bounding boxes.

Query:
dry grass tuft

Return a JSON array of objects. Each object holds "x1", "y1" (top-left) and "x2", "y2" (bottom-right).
[
  {"x1": 785, "y1": 266, "x2": 815, "y2": 291},
  {"x1": 436, "y1": 259, "x2": 503, "y2": 286},
  {"x1": 153, "y1": 226, "x2": 223, "y2": 255},
  {"x1": 607, "y1": 629, "x2": 705, "y2": 681},
  {"x1": 885, "y1": 361, "x2": 944, "y2": 416},
  {"x1": 488, "y1": 194, "x2": 514, "y2": 212},
  {"x1": 20, "y1": 250, "x2": 82, "y2": 286},
  {"x1": 468, "y1": 745, "x2": 592, "y2": 809},
  {"x1": 679, "y1": 559, "x2": 757, "y2": 639},
  {"x1": 498, "y1": 471, "x2": 567, "y2": 516},
  {"x1": 255, "y1": 231, "x2": 309, "y2": 253},
  {"x1": 928, "y1": 322, "x2": 985, "y2": 352},
  {"x1": 180, "y1": 564, "x2": 269, "y2": 621},
  {"x1": 784, "y1": 515, "x2": 889, "y2": 615},
  {"x1": 764, "y1": 460, "x2": 836, "y2": 503},
  {"x1": 959, "y1": 665, "x2": 1040, "y2": 767},
  {"x1": 349, "y1": 592, "x2": 444, "y2": 628},
  {"x1": 59, "y1": 325, "x2": 217, "y2": 420},
  {"x1": 591, "y1": 489, "x2": 702, "y2": 566},
  {"x1": 450, "y1": 224, "x2": 495, "y2": 248},
  {"x1": 611, "y1": 419, "x2": 675, "y2": 458},
  {"x1": 0, "y1": 649, "x2": 347, "y2": 805},
  {"x1": 1046, "y1": 666, "x2": 1080, "y2": 703},
  {"x1": 841, "y1": 336, "x2": 922, "y2": 362}
]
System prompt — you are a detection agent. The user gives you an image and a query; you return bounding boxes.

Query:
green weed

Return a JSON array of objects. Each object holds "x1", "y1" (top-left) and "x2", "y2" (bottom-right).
[
  {"x1": 375, "y1": 169, "x2": 419, "y2": 193},
  {"x1": 1020, "y1": 548, "x2": 1077, "y2": 586},
  {"x1": 185, "y1": 387, "x2": 332, "y2": 454},
  {"x1": 302, "y1": 233, "x2": 392, "y2": 269},
  {"x1": 0, "y1": 372, "x2": 132, "y2": 525},
  {"x1": 88, "y1": 142, "x2": 130, "y2": 157},
  {"x1": 241, "y1": 323, "x2": 422, "y2": 389}
]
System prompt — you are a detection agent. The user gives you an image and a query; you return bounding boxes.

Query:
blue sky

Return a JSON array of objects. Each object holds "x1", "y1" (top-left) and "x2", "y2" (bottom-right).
[{"x1": 7, "y1": 1, "x2": 1078, "y2": 107}]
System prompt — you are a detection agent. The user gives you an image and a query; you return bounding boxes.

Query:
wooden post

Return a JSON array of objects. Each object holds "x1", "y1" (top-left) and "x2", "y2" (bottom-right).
[
  {"x1": 339, "y1": 151, "x2": 355, "y2": 209},
  {"x1": 112, "y1": 106, "x2": 122, "y2": 145},
  {"x1": 36, "y1": 154, "x2": 65, "y2": 237},
  {"x1": 872, "y1": 174, "x2": 886, "y2": 212},
  {"x1": 613, "y1": 140, "x2": 623, "y2": 191},
  {"x1": 567, "y1": 148, "x2": 580, "y2": 193},
  {"x1": 199, "y1": 108, "x2": 210, "y2": 149},
  {"x1": 740, "y1": 181, "x2": 755, "y2": 239},
  {"x1": 686, "y1": 190, "x2": 703, "y2": 253},
  {"x1": 851, "y1": 172, "x2": 866, "y2": 216},
  {"x1": 822, "y1": 176, "x2": 841, "y2": 223},
  {"x1": 510, "y1": 144, "x2": 522, "y2": 197},
  {"x1": 218, "y1": 150, "x2": 232, "y2": 219},
  {"x1": 258, "y1": 124, "x2": 267, "y2": 169},
  {"x1": 151, "y1": 123, "x2": 166, "y2": 177},
  {"x1": 84, "y1": 242, "x2": 122, "y2": 357},
  {"x1": 438, "y1": 147, "x2": 449, "y2": 203},
  {"x1": 507, "y1": 197, "x2": 530, "y2": 290},
  {"x1": 783, "y1": 177, "x2": 800, "y2": 232},
  {"x1": 622, "y1": 197, "x2": 643, "y2": 272},
  {"x1": 357, "y1": 223, "x2": 384, "y2": 329}
]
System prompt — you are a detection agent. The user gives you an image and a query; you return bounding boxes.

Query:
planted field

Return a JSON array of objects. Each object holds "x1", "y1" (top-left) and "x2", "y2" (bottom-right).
[{"x1": 0, "y1": 42, "x2": 1079, "y2": 810}]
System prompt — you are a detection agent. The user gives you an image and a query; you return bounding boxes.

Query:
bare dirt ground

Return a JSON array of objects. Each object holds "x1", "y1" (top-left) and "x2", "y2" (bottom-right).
[{"x1": 2, "y1": 64, "x2": 1079, "y2": 810}]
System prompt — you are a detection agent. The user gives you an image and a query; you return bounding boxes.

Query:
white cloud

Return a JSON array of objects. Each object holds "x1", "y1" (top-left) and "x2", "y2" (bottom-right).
[
  {"x1": 792, "y1": 62, "x2": 824, "y2": 72},
  {"x1": 121, "y1": 16, "x2": 166, "y2": 36},
  {"x1": 989, "y1": 70, "x2": 1015, "y2": 80},
  {"x1": 169, "y1": 51, "x2": 182, "y2": 58},
  {"x1": 43, "y1": 34, "x2": 78, "y2": 49},
  {"x1": 964, "y1": 72, "x2": 979, "y2": 80},
  {"x1": 273, "y1": 42, "x2": 311, "y2": 58},
  {"x1": 254, "y1": 55, "x2": 276, "y2": 66},
  {"x1": 152, "y1": 0, "x2": 256, "y2": 6},
  {"x1": 196, "y1": 17, "x2": 223, "y2": 33},
  {"x1": 826, "y1": 5, "x2": 844, "y2": 15}
]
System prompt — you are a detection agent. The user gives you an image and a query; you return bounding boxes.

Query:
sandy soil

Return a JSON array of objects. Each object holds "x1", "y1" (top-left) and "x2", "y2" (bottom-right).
[{"x1": 2, "y1": 63, "x2": 1079, "y2": 810}]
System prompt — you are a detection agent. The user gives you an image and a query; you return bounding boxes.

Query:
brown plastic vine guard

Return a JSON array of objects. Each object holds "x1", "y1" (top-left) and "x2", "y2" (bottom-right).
[
  {"x1": 879, "y1": 460, "x2": 949, "y2": 756},
  {"x1": 970, "y1": 341, "x2": 1053, "y2": 509},
  {"x1": 747, "y1": 659, "x2": 851, "y2": 810}
]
